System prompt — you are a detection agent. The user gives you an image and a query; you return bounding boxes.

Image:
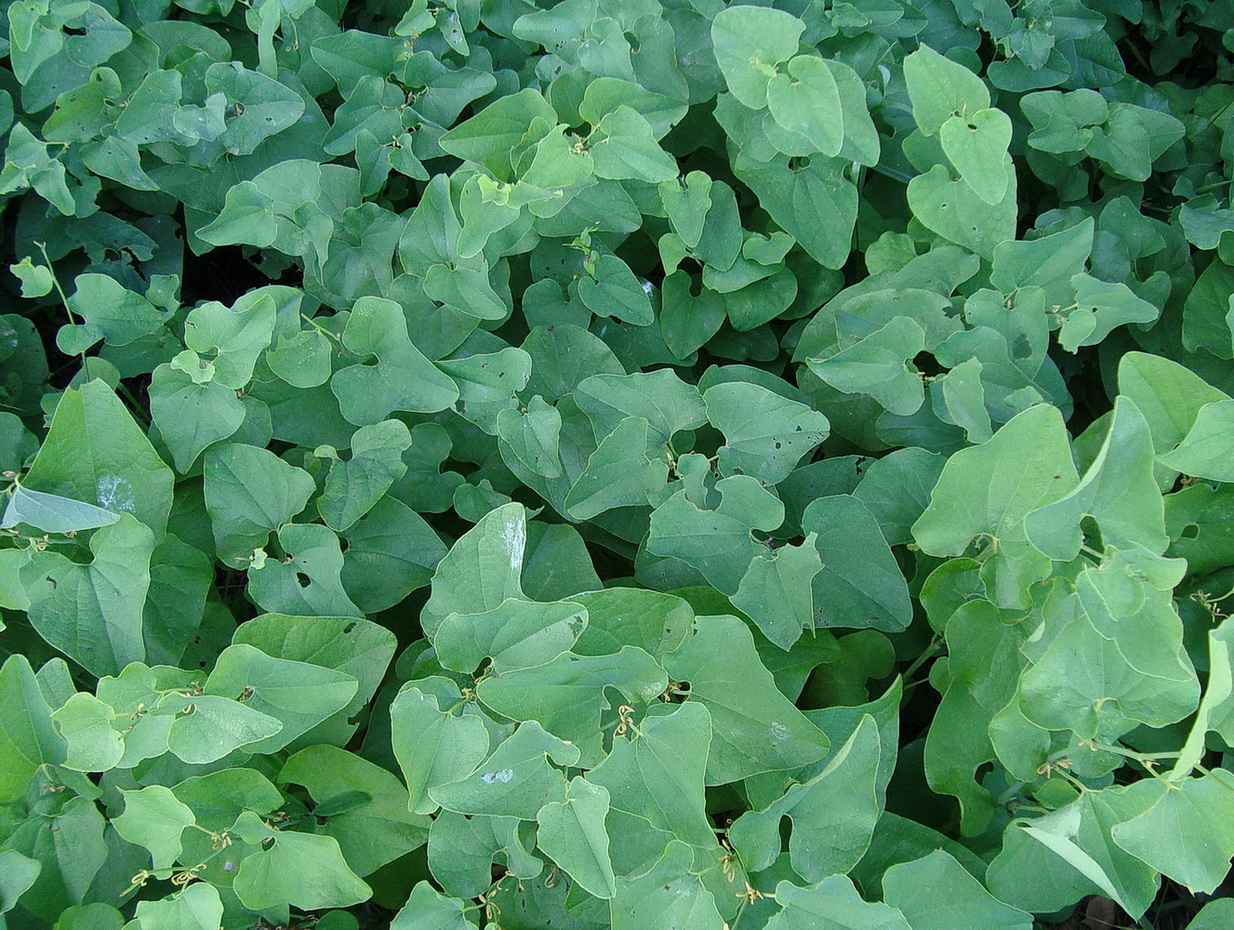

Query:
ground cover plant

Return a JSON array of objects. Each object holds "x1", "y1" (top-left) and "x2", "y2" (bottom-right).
[{"x1": 2, "y1": 0, "x2": 1234, "y2": 927}]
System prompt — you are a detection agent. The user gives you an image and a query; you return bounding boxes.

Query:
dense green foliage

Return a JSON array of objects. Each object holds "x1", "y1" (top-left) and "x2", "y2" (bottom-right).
[{"x1": 1, "y1": 0, "x2": 1234, "y2": 927}]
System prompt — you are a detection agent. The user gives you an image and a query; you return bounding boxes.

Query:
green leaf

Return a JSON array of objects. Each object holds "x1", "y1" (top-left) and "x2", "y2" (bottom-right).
[
  {"x1": 439, "y1": 88, "x2": 558, "y2": 181},
  {"x1": 332, "y1": 296, "x2": 460, "y2": 426},
  {"x1": 422, "y1": 502, "x2": 528, "y2": 640},
  {"x1": 705, "y1": 381, "x2": 829, "y2": 485},
  {"x1": 1112, "y1": 770, "x2": 1234, "y2": 894},
  {"x1": 280, "y1": 745, "x2": 428, "y2": 876},
  {"x1": 497, "y1": 396, "x2": 563, "y2": 479},
  {"x1": 112, "y1": 785, "x2": 195, "y2": 871},
  {"x1": 1025, "y1": 397, "x2": 1166, "y2": 562},
  {"x1": 611, "y1": 841, "x2": 725, "y2": 930},
  {"x1": 883, "y1": 849, "x2": 1032, "y2": 930},
  {"x1": 660, "y1": 172, "x2": 712, "y2": 249},
  {"x1": 589, "y1": 702, "x2": 715, "y2": 849},
  {"x1": 729, "y1": 715, "x2": 879, "y2": 880},
  {"x1": 266, "y1": 329, "x2": 333, "y2": 389},
  {"x1": 437, "y1": 347, "x2": 533, "y2": 434},
  {"x1": 1058, "y1": 273, "x2": 1160, "y2": 352},
  {"x1": 205, "y1": 643, "x2": 358, "y2": 754},
  {"x1": 435, "y1": 598, "x2": 587, "y2": 674},
  {"x1": 10, "y1": 256, "x2": 53, "y2": 297},
  {"x1": 734, "y1": 152, "x2": 856, "y2": 270},
  {"x1": 564, "y1": 416, "x2": 669, "y2": 520},
  {"x1": 476, "y1": 646, "x2": 668, "y2": 769},
  {"x1": 907, "y1": 162, "x2": 1017, "y2": 260},
  {"x1": 806, "y1": 316, "x2": 927, "y2": 416},
  {"x1": 64, "y1": 275, "x2": 163, "y2": 349},
  {"x1": 20, "y1": 514, "x2": 154, "y2": 677},
  {"x1": 804, "y1": 495, "x2": 913, "y2": 632},
  {"x1": 767, "y1": 56, "x2": 844, "y2": 157},
  {"x1": 317, "y1": 419, "x2": 412, "y2": 531},
  {"x1": 914, "y1": 404, "x2": 1079, "y2": 608},
  {"x1": 770, "y1": 875, "x2": 911, "y2": 930},
  {"x1": 0, "y1": 848, "x2": 40, "y2": 914},
  {"x1": 341, "y1": 496, "x2": 447, "y2": 614},
  {"x1": 391, "y1": 681, "x2": 491, "y2": 816},
  {"x1": 202, "y1": 443, "x2": 315, "y2": 568},
  {"x1": 1, "y1": 485, "x2": 120, "y2": 535},
  {"x1": 149, "y1": 365, "x2": 246, "y2": 474},
  {"x1": 665, "y1": 614, "x2": 828, "y2": 784},
  {"x1": 647, "y1": 476, "x2": 785, "y2": 596},
  {"x1": 904, "y1": 45, "x2": 991, "y2": 136},
  {"x1": 429, "y1": 721, "x2": 579, "y2": 820},
  {"x1": 569, "y1": 587, "x2": 692, "y2": 660},
  {"x1": 1159, "y1": 400, "x2": 1234, "y2": 482},
  {"x1": 577, "y1": 253, "x2": 654, "y2": 326},
  {"x1": 536, "y1": 776, "x2": 616, "y2": 899},
  {"x1": 164, "y1": 693, "x2": 283, "y2": 765},
  {"x1": 231, "y1": 810, "x2": 372, "y2": 910},
  {"x1": 391, "y1": 881, "x2": 478, "y2": 930},
  {"x1": 128, "y1": 883, "x2": 224, "y2": 930},
  {"x1": 246, "y1": 523, "x2": 362, "y2": 618},
  {"x1": 575, "y1": 369, "x2": 706, "y2": 445},
  {"x1": 732, "y1": 535, "x2": 823, "y2": 650},
  {"x1": 51, "y1": 692, "x2": 123, "y2": 773},
  {"x1": 590, "y1": 107, "x2": 678, "y2": 183},
  {"x1": 710, "y1": 6, "x2": 803, "y2": 109},
  {"x1": 939, "y1": 108, "x2": 1013, "y2": 205},
  {"x1": 182, "y1": 293, "x2": 276, "y2": 390},
  {"x1": 0, "y1": 655, "x2": 64, "y2": 803},
  {"x1": 21, "y1": 380, "x2": 174, "y2": 541}
]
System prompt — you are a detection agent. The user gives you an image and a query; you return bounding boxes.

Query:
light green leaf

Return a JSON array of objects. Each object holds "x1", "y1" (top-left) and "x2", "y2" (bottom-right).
[
  {"x1": 907, "y1": 161, "x2": 1017, "y2": 260},
  {"x1": 435, "y1": 598, "x2": 587, "y2": 674},
  {"x1": 710, "y1": 6, "x2": 803, "y2": 109},
  {"x1": 647, "y1": 475, "x2": 785, "y2": 596},
  {"x1": 769, "y1": 875, "x2": 911, "y2": 930},
  {"x1": 332, "y1": 296, "x2": 460, "y2": 426},
  {"x1": 205, "y1": 643, "x2": 358, "y2": 754},
  {"x1": 665, "y1": 614, "x2": 828, "y2": 784},
  {"x1": 476, "y1": 646, "x2": 668, "y2": 769},
  {"x1": 1025, "y1": 396, "x2": 1166, "y2": 561},
  {"x1": 882, "y1": 849, "x2": 1032, "y2": 930},
  {"x1": 564, "y1": 416, "x2": 669, "y2": 520},
  {"x1": 391, "y1": 681, "x2": 491, "y2": 816},
  {"x1": 729, "y1": 715, "x2": 878, "y2": 880},
  {"x1": 246, "y1": 523, "x2": 362, "y2": 618},
  {"x1": 280, "y1": 744, "x2": 428, "y2": 876},
  {"x1": 914, "y1": 404, "x2": 1079, "y2": 608},
  {"x1": 149, "y1": 365, "x2": 246, "y2": 474},
  {"x1": 0, "y1": 655, "x2": 64, "y2": 803},
  {"x1": 203, "y1": 443, "x2": 315, "y2": 568},
  {"x1": 705, "y1": 381, "x2": 829, "y2": 485},
  {"x1": 611, "y1": 841, "x2": 724, "y2": 930},
  {"x1": 232, "y1": 811, "x2": 372, "y2": 910},
  {"x1": 537, "y1": 776, "x2": 615, "y2": 899},
  {"x1": 1, "y1": 485, "x2": 120, "y2": 534},
  {"x1": 391, "y1": 881, "x2": 478, "y2": 930},
  {"x1": 112, "y1": 785, "x2": 195, "y2": 871},
  {"x1": 128, "y1": 883, "x2": 223, "y2": 930},
  {"x1": 21, "y1": 514, "x2": 154, "y2": 677},
  {"x1": 1112, "y1": 770, "x2": 1234, "y2": 894},
  {"x1": 52, "y1": 692, "x2": 123, "y2": 773},
  {"x1": 429, "y1": 721, "x2": 579, "y2": 820},
  {"x1": 732, "y1": 535, "x2": 823, "y2": 650},
  {"x1": 904, "y1": 44, "x2": 991, "y2": 136},
  {"x1": 939, "y1": 108, "x2": 1012, "y2": 205},
  {"x1": 767, "y1": 55, "x2": 843, "y2": 157},
  {"x1": 422, "y1": 502, "x2": 527, "y2": 640},
  {"x1": 22, "y1": 380, "x2": 174, "y2": 541},
  {"x1": 317, "y1": 419, "x2": 412, "y2": 531}
]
